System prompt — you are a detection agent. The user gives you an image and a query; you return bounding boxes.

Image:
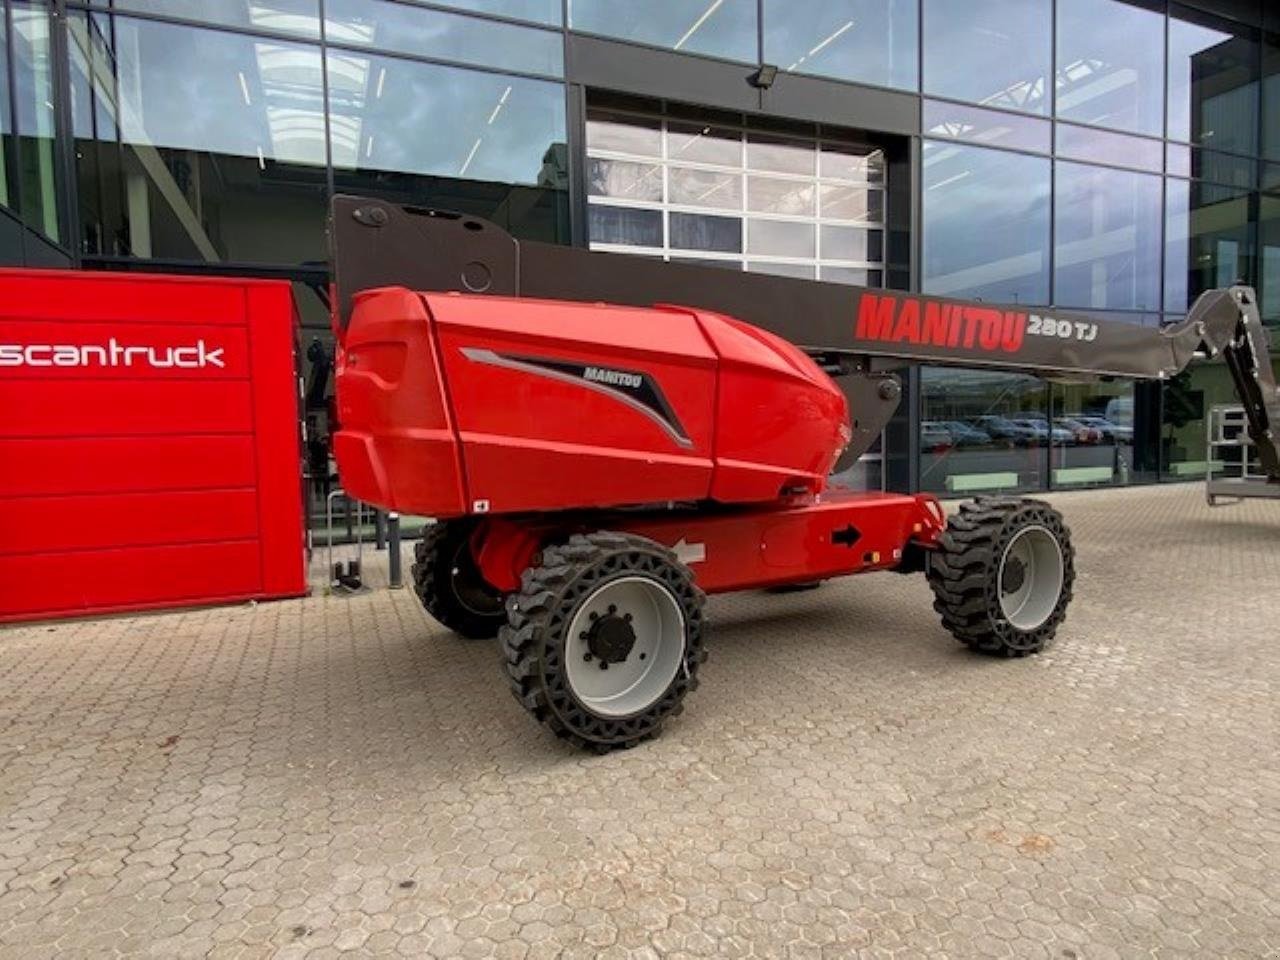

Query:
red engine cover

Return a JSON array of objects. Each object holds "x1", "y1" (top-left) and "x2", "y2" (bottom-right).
[
  {"x1": 0, "y1": 269, "x2": 306, "y2": 622},
  {"x1": 335, "y1": 288, "x2": 849, "y2": 517}
]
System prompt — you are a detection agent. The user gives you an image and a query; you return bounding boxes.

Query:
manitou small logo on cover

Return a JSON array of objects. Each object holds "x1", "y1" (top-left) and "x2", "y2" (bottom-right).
[
  {"x1": 0, "y1": 338, "x2": 226, "y2": 370},
  {"x1": 583, "y1": 365, "x2": 642, "y2": 389}
]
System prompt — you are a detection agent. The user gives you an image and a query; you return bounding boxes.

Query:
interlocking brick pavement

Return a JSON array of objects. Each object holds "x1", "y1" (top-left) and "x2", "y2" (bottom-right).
[{"x1": 1, "y1": 483, "x2": 1278, "y2": 959}]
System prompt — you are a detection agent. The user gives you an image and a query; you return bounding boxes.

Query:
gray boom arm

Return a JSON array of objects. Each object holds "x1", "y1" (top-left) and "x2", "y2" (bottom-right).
[{"x1": 329, "y1": 197, "x2": 1280, "y2": 480}]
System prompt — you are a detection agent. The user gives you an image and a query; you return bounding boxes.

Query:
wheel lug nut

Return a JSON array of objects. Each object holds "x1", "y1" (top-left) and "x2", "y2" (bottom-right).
[
  {"x1": 639, "y1": 652, "x2": 646, "y2": 660},
  {"x1": 599, "y1": 661, "x2": 608, "y2": 670},
  {"x1": 623, "y1": 613, "x2": 632, "y2": 622},
  {"x1": 579, "y1": 631, "x2": 588, "y2": 640},
  {"x1": 589, "y1": 612, "x2": 598, "y2": 621},
  {"x1": 607, "y1": 604, "x2": 617, "y2": 614},
  {"x1": 583, "y1": 652, "x2": 592, "y2": 662}
]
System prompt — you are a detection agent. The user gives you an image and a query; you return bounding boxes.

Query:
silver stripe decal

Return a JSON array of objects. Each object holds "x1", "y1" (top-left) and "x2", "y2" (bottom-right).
[{"x1": 460, "y1": 346, "x2": 695, "y2": 449}]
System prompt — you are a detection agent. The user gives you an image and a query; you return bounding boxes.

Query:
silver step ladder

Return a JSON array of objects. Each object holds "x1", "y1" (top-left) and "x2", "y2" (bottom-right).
[{"x1": 1206, "y1": 404, "x2": 1280, "y2": 506}]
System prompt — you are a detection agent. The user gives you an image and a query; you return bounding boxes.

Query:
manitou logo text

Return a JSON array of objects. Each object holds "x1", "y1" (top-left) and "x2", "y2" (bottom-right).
[
  {"x1": 0, "y1": 338, "x2": 226, "y2": 370},
  {"x1": 855, "y1": 293, "x2": 1027, "y2": 354},
  {"x1": 583, "y1": 365, "x2": 642, "y2": 389}
]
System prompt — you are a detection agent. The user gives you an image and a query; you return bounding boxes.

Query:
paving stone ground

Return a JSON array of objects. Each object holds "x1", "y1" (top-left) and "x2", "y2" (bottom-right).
[{"x1": 1, "y1": 483, "x2": 1278, "y2": 959}]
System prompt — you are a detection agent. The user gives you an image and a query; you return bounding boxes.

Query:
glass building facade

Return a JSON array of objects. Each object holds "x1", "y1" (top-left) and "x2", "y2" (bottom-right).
[{"x1": 1, "y1": 0, "x2": 1277, "y2": 501}]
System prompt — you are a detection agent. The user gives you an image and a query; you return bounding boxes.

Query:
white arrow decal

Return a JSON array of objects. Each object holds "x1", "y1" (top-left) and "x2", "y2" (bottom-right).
[{"x1": 672, "y1": 538, "x2": 706, "y2": 565}]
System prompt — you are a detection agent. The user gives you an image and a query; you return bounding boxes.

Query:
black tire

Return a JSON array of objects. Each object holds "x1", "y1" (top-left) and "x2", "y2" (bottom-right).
[
  {"x1": 927, "y1": 497, "x2": 1075, "y2": 657},
  {"x1": 501, "y1": 531, "x2": 706, "y2": 752},
  {"x1": 411, "y1": 520, "x2": 506, "y2": 639}
]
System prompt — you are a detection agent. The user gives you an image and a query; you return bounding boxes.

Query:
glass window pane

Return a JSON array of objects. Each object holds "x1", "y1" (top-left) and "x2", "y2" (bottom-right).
[
  {"x1": 1164, "y1": 178, "x2": 1249, "y2": 314},
  {"x1": 670, "y1": 211, "x2": 741, "y2": 252},
  {"x1": 11, "y1": 2, "x2": 59, "y2": 241},
  {"x1": 747, "y1": 261, "x2": 815, "y2": 279},
  {"x1": 922, "y1": 100, "x2": 1051, "y2": 154},
  {"x1": 820, "y1": 225, "x2": 881, "y2": 262},
  {"x1": 765, "y1": 0, "x2": 918, "y2": 91},
  {"x1": 0, "y1": 12, "x2": 11, "y2": 212},
  {"x1": 324, "y1": 0, "x2": 562, "y2": 76},
  {"x1": 747, "y1": 176, "x2": 814, "y2": 216},
  {"x1": 822, "y1": 266, "x2": 882, "y2": 287},
  {"x1": 587, "y1": 158, "x2": 662, "y2": 201},
  {"x1": 667, "y1": 121, "x2": 740, "y2": 166},
  {"x1": 1167, "y1": 142, "x2": 1191, "y2": 177},
  {"x1": 588, "y1": 205, "x2": 661, "y2": 247},
  {"x1": 1167, "y1": 11, "x2": 1258, "y2": 154},
  {"x1": 328, "y1": 52, "x2": 564, "y2": 186},
  {"x1": 1261, "y1": 194, "x2": 1280, "y2": 324},
  {"x1": 747, "y1": 135, "x2": 814, "y2": 176},
  {"x1": 1266, "y1": 37, "x2": 1280, "y2": 160},
  {"x1": 100, "y1": 0, "x2": 318, "y2": 37},
  {"x1": 72, "y1": 14, "x2": 328, "y2": 262},
  {"x1": 1053, "y1": 160, "x2": 1162, "y2": 311},
  {"x1": 669, "y1": 166, "x2": 741, "y2": 209},
  {"x1": 819, "y1": 144, "x2": 884, "y2": 183},
  {"x1": 1055, "y1": 123, "x2": 1163, "y2": 173},
  {"x1": 402, "y1": 0, "x2": 561, "y2": 25},
  {"x1": 922, "y1": 0, "x2": 1050, "y2": 113},
  {"x1": 922, "y1": 141, "x2": 1050, "y2": 304},
  {"x1": 920, "y1": 368, "x2": 1048, "y2": 495},
  {"x1": 1056, "y1": 0, "x2": 1164, "y2": 136},
  {"x1": 818, "y1": 184, "x2": 882, "y2": 222},
  {"x1": 586, "y1": 112, "x2": 661, "y2": 157},
  {"x1": 569, "y1": 0, "x2": 758, "y2": 63},
  {"x1": 1193, "y1": 149, "x2": 1256, "y2": 188},
  {"x1": 746, "y1": 219, "x2": 814, "y2": 257},
  {"x1": 1050, "y1": 381, "x2": 1140, "y2": 487}
]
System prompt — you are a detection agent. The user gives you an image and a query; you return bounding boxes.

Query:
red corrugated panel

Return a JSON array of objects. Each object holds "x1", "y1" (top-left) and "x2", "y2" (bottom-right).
[{"x1": 0, "y1": 269, "x2": 306, "y2": 622}]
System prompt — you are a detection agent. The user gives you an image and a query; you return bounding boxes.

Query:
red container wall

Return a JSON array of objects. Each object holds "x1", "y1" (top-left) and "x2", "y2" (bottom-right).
[{"x1": 0, "y1": 269, "x2": 306, "y2": 622}]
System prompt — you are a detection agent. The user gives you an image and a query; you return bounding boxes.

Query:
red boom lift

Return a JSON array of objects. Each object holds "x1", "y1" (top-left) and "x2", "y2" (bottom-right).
[{"x1": 329, "y1": 197, "x2": 1279, "y2": 752}]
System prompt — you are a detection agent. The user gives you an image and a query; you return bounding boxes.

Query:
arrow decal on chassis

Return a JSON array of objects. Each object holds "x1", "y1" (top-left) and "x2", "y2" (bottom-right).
[
  {"x1": 460, "y1": 347, "x2": 693, "y2": 448},
  {"x1": 672, "y1": 538, "x2": 706, "y2": 565}
]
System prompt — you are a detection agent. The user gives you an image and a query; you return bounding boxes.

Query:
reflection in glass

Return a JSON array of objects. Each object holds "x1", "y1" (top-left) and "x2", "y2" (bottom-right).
[
  {"x1": 1161, "y1": 361, "x2": 1239, "y2": 479},
  {"x1": 12, "y1": 3, "x2": 59, "y2": 240},
  {"x1": 72, "y1": 13, "x2": 326, "y2": 261},
  {"x1": 0, "y1": 12, "x2": 11, "y2": 211},
  {"x1": 922, "y1": 141, "x2": 1050, "y2": 304},
  {"x1": 1054, "y1": 123, "x2": 1162, "y2": 173},
  {"x1": 747, "y1": 177, "x2": 814, "y2": 216},
  {"x1": 588, "y1": 206, "x2": 661, "y2": 247},
  {"x1": 1050, "y1": 381, "x2": 1138, "y2": 487},
  {"x1": 668, "y1": 121, "x2": 739, "y2": 166},
  {"x1": 670, "y1": 212, "x2": 741, "y2": 252},
  {"x1": 587, "y1": 158, "x2": 662, "y2": 201},
  {"x1": 922, "y1": 100, "x2": 1051, "y2": 154},
  {"x1": 920, "y1": 367, "x2": 1047, "y2": 495},
  {"x1": 746, "y1": 219, "x2": 814, "y2": 258},
  {"x1": 1053, "y1": 161, "x2": 1161, "y2": 311},
  {"x1": 1164, "y1": 179, "x2": 1249, "y2": 314},
  {"x1": 922, "y1": 0, "x2": 1050, "y2": 113},
  {"x1": 669, "y1": 166, "x2": 741, "y2": 209},
  {"x1": 765, "y1": 0, "x2": 917, "y2": 91},
  {"x1": 820, "y1": 225, "x2": 880, "y2": 262},
  {"x1": 324, "y1": 0, "x2": 563, "y2": 76},
  {"x1": 586, "y1": 112, "x2": 662, "y2": 157},
  {"x1": 327, "y1": 52, "x2": 564, "y2": 186},
  {"x1": 569, "y1": 0, "x2": 757, "y2": 64},
  {"x1": 1167, "y1": 13, "x2": 1257, "y2": 154},
  {"x1": 328, "y1": 51, "x2": 567, "y2": 241},
  {"x1": 747, "y1": 135, "x2": 814, "y2": 176},
  {"x1": 819, "y1": 184, "x2": 882, "y2": 222},
  {"x1": 819, "y1": 144, "x2": 884, "y2": 183},
  {"x1": 1262, "y1": 195, "x2": 1280, "y2": 325},
  {"x1": 1056, "y1": 0, "x2": 1164, "y2": 136},
  {"x1": 822, "y1": 266, "x2": 882, "y2": 286},
  {"x1": 93, "y1": 0, "x2": 321, "y2": 38}
]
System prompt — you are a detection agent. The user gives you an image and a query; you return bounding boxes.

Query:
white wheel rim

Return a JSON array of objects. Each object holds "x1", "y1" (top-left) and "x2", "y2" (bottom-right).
[
  {"x1": 998, "y1": 525, "x2": 1064, "y2": 631},
  {"x1": 563, "y1": 576, "x2": 686, "y2": 718}
]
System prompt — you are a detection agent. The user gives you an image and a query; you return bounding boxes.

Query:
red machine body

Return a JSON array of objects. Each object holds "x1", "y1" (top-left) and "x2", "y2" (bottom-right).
[
  {"x1": 335, "y1": 287, "x2": 851, "y2": 518},
  {"x1": 334, "y1": 285, "x2": 944, "y2": 595},
  {"x1": 0, "y1": 269, "x2": 306, "y2": 623}
]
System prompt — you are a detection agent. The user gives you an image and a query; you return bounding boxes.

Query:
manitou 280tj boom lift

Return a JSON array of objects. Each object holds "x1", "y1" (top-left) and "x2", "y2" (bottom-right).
[{"x1": 328, "y1": 197, "x2": 1280, "y2": 752}]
